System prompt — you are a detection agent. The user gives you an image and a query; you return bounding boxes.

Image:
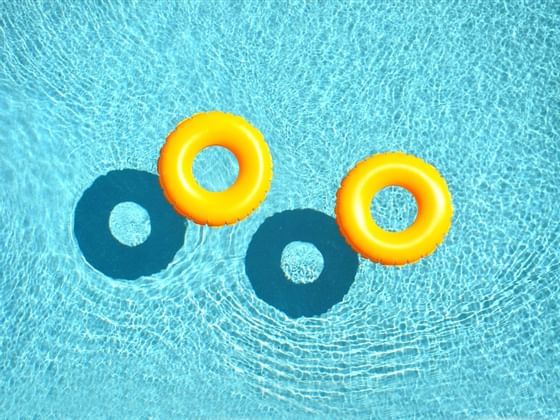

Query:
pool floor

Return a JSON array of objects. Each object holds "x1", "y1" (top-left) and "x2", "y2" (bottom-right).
[{"x1": 1, "y1": 0, "x2": 559, "y2": 418}]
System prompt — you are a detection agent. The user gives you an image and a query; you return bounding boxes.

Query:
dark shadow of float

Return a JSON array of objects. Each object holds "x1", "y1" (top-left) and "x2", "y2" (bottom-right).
[
  {"x1": 74, "y1": 169, "x2": 186, "y2": 280},
  {"x1": 74, "y1": 174, "x2": 358, "y2": 318}
]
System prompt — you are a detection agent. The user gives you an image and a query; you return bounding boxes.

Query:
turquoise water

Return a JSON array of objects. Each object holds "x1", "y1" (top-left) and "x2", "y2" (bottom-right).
[{"x1": 1, "y1": 0, "x2": 559, "y2": 417}]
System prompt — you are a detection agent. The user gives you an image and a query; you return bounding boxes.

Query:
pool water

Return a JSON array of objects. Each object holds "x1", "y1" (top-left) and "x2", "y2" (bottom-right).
[{"x1": 1, "y1": 1, "x2": 559, "y2": 418}]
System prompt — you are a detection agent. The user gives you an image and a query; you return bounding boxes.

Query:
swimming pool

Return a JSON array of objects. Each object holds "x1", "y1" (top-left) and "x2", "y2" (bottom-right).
[{"x1": 1, "y1": 0, "x2": 559, "y2": 417}]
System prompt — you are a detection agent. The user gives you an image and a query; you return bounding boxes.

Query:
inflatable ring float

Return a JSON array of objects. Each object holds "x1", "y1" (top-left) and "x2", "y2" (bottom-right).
[
  {"x1": 158, "y1": 111, "x2": 273, "y2": 226},
  {"x1": 335, "y1": 152, "x2": 453, "y2": 266}
]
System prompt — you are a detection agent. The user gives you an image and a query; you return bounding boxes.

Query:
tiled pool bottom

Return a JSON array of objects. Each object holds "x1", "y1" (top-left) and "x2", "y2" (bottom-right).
[{"x1": 1, "y1": 0, "x2": 559, "y2": 418}]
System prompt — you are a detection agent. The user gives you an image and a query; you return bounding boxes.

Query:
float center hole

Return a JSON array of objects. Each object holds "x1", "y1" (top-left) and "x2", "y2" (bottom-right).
[
  {"x1": 371, "y1": 186, "x2": 418, "y2": 232},
  {"x1": 193, "y1": 146, "x2": 239, "y2": 192}
]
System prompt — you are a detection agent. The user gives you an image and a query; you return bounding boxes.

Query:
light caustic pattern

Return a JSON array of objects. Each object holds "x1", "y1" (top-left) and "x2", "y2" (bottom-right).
[{"x1": 1, "y1": 0, "x2": 559, "y2": 418}]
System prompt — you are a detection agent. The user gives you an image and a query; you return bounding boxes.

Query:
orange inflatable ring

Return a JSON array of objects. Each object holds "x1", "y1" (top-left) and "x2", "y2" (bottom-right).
[
  {"x1": 157, "y1": 111, "x2": 273, "y2": 226},
  {"x1": 335, "y1": 152, "x2": 453, "y2": 266}
]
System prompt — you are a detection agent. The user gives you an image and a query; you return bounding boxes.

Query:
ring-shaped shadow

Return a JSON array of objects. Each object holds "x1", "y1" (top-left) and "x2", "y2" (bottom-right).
[
  {"x1": 245, "y1": 209, "x2": 359, "y2": 318},
  {"x1": 74, "y1": 169, "x2": 186, "y2": 280}
]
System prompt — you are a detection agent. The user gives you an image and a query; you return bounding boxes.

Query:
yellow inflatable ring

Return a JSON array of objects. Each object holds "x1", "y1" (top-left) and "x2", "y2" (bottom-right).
[
  {"x1": 157, "y1": 111, "x2": 273, "y2": 226},
  {"x1": 335, "y1": 152, "x2": 453, "y2": 266}
]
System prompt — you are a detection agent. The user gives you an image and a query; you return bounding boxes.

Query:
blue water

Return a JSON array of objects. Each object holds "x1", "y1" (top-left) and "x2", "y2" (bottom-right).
[{"x1": 1, "y1": 0, "x2": 559, "y2": 417}]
